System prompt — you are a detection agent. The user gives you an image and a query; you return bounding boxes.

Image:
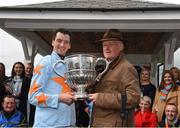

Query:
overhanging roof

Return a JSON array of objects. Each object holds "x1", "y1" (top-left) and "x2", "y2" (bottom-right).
[
  {"x1": 0, "y1": 0, "x2": 180, "y2": 56},
  {"x1": 1, "y1": 0, "x2": 180, "y2": 11}
]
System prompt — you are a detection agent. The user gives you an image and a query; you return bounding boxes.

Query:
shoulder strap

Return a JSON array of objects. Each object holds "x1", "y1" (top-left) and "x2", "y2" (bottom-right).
[{"x1": 120, "y1": 91, "x2": 127, "y2": 119}]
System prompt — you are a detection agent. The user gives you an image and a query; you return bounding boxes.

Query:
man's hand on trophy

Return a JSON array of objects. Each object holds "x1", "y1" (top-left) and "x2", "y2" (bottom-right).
[
  {"x1": 59, "y1": 92, "x2": 77, "y2": 105},
  {"x1": 88, "y1": 93, "x2": 98, "y2": 103}
]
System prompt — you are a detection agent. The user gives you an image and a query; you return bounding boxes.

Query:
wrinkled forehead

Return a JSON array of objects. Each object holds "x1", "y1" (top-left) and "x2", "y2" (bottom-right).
[
  {"x1": 140, "y1": 99, "x2": 150, "y2": 105},
  {"x1": 102, "y1": 40, "x2": 123, "y2": 45},
  {"x1": 165, "y1": 105, "x2": 177, "y2": 111},
  {"x1": 3, "y1": 97, "x2": 15, "y2": 103}
]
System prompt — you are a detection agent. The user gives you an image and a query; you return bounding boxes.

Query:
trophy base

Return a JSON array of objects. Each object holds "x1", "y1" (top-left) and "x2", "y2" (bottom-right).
[{"x1": 75, "y1": 94, "x2": 89, "y2": 100}]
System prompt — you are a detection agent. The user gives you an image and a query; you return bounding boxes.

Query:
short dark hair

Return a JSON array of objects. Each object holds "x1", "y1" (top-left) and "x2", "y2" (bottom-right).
[
  {"x1": 52, "y1": 28, "x2": 71, "y2": 41},
  {"x1": 2, "y1": 95, "x2": 16, "y2": 103}
]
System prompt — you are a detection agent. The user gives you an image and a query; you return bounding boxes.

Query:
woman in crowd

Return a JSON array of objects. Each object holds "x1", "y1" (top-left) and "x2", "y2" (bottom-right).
[
  {"x1": 140, "y1": 68, "x2": 156, "y2": 107},
  {"x1": 5, "y1": 62, "x2": 26, "y2": 98},
  {"x1": 152, "y1": 70, "x2": 180, "y2": 122},
  {"x1": 170, "y1": 67, "x2": 180, "y2": 86},
  {"x1": 134, "y1": 96, "x2": 158, "y2": 127}
]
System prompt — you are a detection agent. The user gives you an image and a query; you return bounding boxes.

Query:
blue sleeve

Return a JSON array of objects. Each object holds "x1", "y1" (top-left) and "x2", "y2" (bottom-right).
[{"x1": 28, "y1": 57, "x2": 59, "y2": 108}]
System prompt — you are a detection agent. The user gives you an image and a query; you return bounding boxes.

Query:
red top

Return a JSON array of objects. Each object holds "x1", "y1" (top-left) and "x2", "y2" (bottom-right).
[{"x1": 134, "y1": 110, "x2": 158, "y2": 127}]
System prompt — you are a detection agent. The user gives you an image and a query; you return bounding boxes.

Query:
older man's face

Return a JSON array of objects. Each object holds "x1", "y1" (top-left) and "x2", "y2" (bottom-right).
[
  {"x1": 139, "y1": 100, "x2": 150, "y2": 113},
  {"x1": 2, "y1": 97, "x2": 16, "y2": 113},
  {"x1": 165, "y1": 105, "x2": 177, "y2": 122},
  {"x1": 102, "y1": 40, "x2": 124, "y2": 61},
  {"x1": 25, "y1": 64, "x2": 33, "y2": 77}
]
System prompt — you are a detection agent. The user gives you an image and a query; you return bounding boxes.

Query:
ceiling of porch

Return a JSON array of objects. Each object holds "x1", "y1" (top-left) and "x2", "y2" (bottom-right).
[{"x1": 36, "y1": 31, "x2": 170, "y2": 54}]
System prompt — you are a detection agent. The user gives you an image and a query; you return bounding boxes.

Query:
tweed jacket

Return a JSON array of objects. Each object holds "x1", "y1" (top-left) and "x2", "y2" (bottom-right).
[{"x1": 91, "y1": 55, "x2": 140, "y2": 127}]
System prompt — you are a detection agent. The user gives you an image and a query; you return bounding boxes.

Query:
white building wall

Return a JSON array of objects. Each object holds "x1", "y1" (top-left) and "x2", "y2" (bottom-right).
[{"x1": 126, "y1": 54, "x2": 151, "y2": 66}]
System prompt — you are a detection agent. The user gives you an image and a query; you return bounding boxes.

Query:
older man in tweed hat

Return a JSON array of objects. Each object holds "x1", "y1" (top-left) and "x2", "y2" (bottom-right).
[{"x1": 89, "y1": 29, "x2": 140, "y2": 127}]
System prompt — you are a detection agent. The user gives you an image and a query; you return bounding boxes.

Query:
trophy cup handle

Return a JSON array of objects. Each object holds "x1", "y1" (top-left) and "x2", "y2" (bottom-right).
[
  {"x1": 95, "y1": 58, "x2": 109, "y2": 81},
  {"x1": 53, "y1": 60, "x2": 66, "y2": 77}
]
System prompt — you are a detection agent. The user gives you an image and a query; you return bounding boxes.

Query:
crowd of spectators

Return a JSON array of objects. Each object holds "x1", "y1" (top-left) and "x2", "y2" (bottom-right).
[
  {"x1": 0, "y1": 62, "x2": 180, "y2": 127},
  {"x1": 0, "y1": 62, "x2": 35, "y2": 127}
]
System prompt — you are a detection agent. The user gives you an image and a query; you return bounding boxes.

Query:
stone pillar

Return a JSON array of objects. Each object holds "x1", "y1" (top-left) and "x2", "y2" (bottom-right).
[
  {"x1": 20, "y1": 37, "x2": 38, "y2": 63},
  {"x1": 164, "y1": 38, "x2": 176, "y2": 70}
]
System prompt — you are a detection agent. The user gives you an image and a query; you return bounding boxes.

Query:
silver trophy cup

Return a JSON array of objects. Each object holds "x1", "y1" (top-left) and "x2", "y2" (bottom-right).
[{"x1": 53, "y1": 54, "x2": 108, "y2": 99}]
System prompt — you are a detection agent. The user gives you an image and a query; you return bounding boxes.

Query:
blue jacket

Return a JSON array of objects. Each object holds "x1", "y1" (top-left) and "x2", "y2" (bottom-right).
[
  {"x1": 28, "y1": 51, "x2": 76, "y2": 127},
  {"x1": 0, "y1": 110, "x2": 25, "y2": 127}
]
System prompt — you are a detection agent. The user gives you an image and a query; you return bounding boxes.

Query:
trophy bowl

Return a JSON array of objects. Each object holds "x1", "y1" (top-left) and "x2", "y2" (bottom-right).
[
  {"x1": 53, "y1": 54, "x2": 109, "y2": 99},
  {"x1": 65, "y1": 54, "x2": 97, "y2": 99}
]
